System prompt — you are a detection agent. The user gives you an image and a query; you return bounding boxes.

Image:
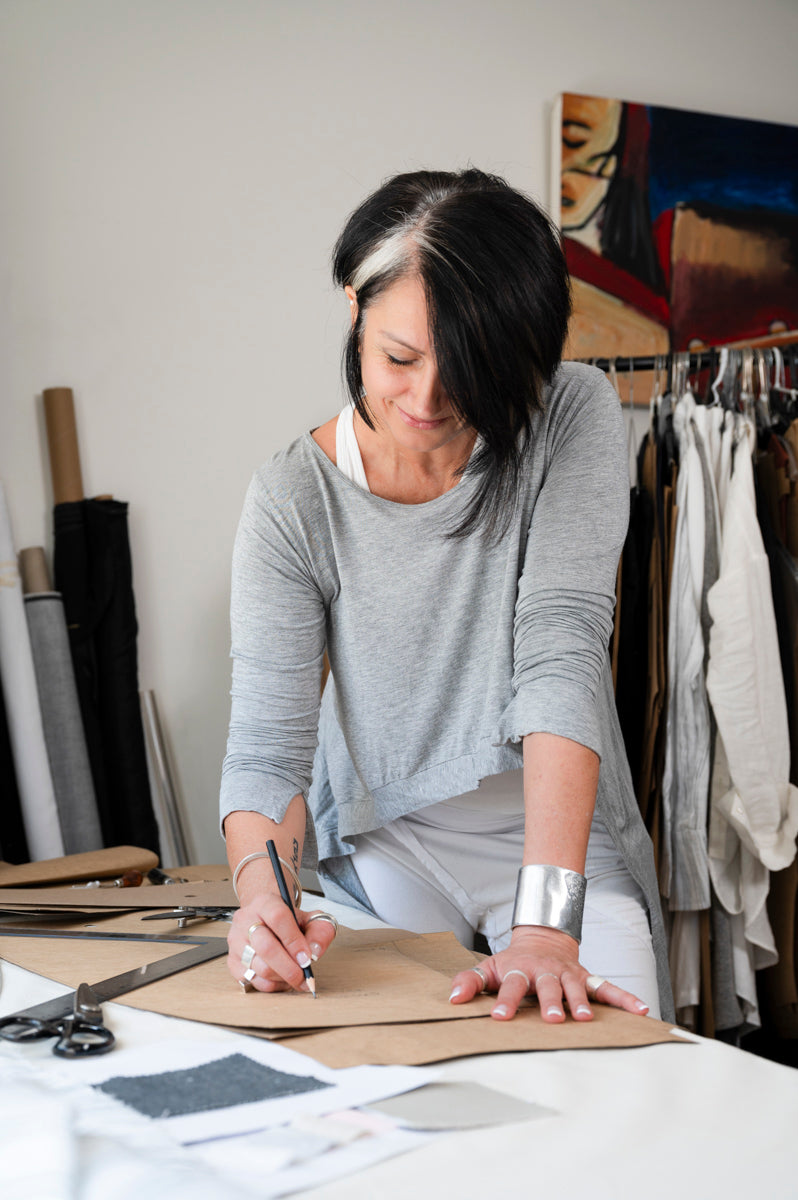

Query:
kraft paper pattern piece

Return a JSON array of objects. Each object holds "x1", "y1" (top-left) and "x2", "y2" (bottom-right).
[
  {"x1": 282, "y1": 1007, "x2": 687, "y2": 1067},
  {"x1": 0, "y1": 845, "x2": 159, "y2": 888},
  {"x1": 0, "y1": 912, "x2": 687, "y2": 1064}
]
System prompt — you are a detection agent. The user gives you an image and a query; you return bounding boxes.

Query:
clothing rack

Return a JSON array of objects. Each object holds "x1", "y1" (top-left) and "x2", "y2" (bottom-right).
[{"x1": 579, "y1": 334, "x2": 798, "y2": 376}]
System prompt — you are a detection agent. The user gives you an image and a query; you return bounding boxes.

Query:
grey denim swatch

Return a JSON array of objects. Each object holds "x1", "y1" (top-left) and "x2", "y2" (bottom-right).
[{"x1": 95, "y1": 1052, "x2": 330, "y2": 1118}]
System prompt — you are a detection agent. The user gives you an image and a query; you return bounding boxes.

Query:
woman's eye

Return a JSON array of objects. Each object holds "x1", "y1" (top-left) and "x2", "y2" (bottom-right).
[
  {"x1": 387, "y1": 354, "x2": 413, "y2": 367},
  {"x1": 562, "y1": 124, "x2": 589, "y2": 150}
]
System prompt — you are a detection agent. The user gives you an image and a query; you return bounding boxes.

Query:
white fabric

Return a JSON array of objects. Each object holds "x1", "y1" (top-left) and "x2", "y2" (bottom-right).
[
  {"x1": 706, "y1": 416, "x2": 798, "y2": 989},
  {"x1": 707, "y1": 417, "x2": 798, "y2": 876},
  {"x1": 661, "y1": 393, "x2": 712, "y2": 911},
  {"x1": 0, "y1": 481, "x2": 65, "y2": 860},
  {"x1": 334, "y1": 402, "x2": 370, "y2": 491}
]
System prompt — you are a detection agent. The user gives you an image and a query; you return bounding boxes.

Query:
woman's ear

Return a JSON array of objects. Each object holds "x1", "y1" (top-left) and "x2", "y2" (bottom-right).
[{"x1": 344, "y1": 285, "x2": 358, "y2": 329}]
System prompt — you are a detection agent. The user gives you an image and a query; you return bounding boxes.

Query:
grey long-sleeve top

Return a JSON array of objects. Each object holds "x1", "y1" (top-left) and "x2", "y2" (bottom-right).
[{"x1": 220, "y1": 362, "x2": 672, "y2": 1013}]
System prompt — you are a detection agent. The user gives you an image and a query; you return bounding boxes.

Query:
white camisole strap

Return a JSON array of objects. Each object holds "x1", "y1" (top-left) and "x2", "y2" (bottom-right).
[{"x1": 335, "y1": 403, "x2": 370, "y2": 492}]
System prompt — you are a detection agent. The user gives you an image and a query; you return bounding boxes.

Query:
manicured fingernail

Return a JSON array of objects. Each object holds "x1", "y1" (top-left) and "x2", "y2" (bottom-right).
[
  {"x1": 576, "y1": 1005, "x2": 591, "y2": 1016},
  {"x1": 449, "y1": 986, "x2": 462, "y2": 1001},
  {"x1": 297, "y1": 951, "x2": 311, "y2": 968},
  {"x1": 636, "y1": 1001, "x2": 649, "y2": 1013},
  {"x1": 309, "y1": 943, "x2": 322, "y2": 962},
  {"x1": 547, "y1": 1006, "x2": 562, "y2": 1018},
  {"x1": 493, "y1": 1004, "x2": 509, "y2": 1018}
]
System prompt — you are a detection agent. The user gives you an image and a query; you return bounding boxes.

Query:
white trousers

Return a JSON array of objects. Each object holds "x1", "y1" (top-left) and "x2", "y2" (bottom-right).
[{"x1": 350, "y1": 770, "x2": 661, "y2": 1017}]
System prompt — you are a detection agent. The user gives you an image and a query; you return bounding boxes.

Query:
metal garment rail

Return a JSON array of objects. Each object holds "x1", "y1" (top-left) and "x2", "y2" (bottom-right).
[{"x1": 576, "y1": 338, "x2": 798, "y2": 376}]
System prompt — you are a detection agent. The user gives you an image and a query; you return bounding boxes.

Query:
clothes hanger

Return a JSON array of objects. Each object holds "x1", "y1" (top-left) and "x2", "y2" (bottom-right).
[
  {"x1": 740, "y1": 347, "x2": 755, "y2": 424},
  {"x1": 703, "y1": 347, "x2": 718, "y2": 405},
  {"x1": 710, "y1": 347, "x2": 729, "y2": 407},
  {"x1": 625, "y1": 357, "x2": 639, "y2": 489},
  {"x1": 755, "y1": 349, "x2": 773, "y2": 429},
  {"x1": 649, "y1": 354, "x2": 663, "y2": 428}
]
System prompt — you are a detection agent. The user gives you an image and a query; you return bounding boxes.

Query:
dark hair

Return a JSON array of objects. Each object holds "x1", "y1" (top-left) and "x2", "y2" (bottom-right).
[
  {"x1": 331, "y1": 168, "x2": 572, "y2": 537},
  {"x1": 600, "y1": 104, "x2": 666, "y2": 296}
]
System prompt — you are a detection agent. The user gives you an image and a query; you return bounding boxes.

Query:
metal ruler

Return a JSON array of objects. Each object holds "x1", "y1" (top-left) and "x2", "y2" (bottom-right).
[{"x1": 0, "y1": 927, "x2": 229, "y2": 1023}]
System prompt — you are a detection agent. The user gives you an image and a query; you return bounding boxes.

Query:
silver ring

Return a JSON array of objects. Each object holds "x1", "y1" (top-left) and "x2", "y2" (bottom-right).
[
  {"x1": 502, "y1": 968, "x2": 531, "y2": 991},
  {"x1": 237, "y1": 964, "x2": 256, "y2": 993},
  {"x1": 535, "y1": 972, "x2": 561, "y2": 988},
  {"x1": 248, "y1": 921, "x2": 263, "y2": 939},
  {"x1": 241, "y1": 944, "x2": 256, "y2": 969},
  {"x1": 585, "y1": 974, "x2": 607, "y2": 999},
  {"x1": 308, "y1": 912, "x2": 339, "y2": 935},
  {"x1": 469, "y1": 966, "x2": 488, "y2": 993}
]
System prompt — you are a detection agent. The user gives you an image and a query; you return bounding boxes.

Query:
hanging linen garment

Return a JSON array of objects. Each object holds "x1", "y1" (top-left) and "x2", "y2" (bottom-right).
[
  {"x1": 662, "y1": 394, "x2": 728, "y2": 1019},
  {"x1": 661, "y1": 392, "x2": 714, "y2": 913},
  {"x1": 706, "y1": 414, "x2": 798, "y2": 1025}
]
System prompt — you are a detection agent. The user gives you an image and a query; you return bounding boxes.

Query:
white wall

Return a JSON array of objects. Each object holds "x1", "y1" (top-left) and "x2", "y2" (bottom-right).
[{"x1": 2, "y1": 0, "x2": 797, "y2": 863}]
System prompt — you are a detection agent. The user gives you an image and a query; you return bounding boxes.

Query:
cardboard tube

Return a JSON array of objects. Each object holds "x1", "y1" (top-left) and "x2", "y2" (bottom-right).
[
  {"x1": 18, "y1": 547, "x2": 52, "y2": 594},
  {"x1": 43, "y1": 387, "x2": 84, "y2": 504}
]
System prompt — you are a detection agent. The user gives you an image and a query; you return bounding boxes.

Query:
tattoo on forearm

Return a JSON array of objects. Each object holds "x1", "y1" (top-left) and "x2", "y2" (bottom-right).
[{"x1": 292, "y1": 838, "x2": 299, "y2": 871}]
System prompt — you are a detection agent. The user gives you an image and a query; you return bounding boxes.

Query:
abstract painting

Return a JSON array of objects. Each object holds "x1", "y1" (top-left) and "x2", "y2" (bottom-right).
[{"x1": 553, "y1": 94, "x2": 798, "y2": 359}]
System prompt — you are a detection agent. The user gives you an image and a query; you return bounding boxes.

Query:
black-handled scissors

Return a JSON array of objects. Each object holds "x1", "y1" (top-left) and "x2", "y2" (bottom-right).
[{"x1": 0, "y1": 982, "x2": 115, "y2": 1057}]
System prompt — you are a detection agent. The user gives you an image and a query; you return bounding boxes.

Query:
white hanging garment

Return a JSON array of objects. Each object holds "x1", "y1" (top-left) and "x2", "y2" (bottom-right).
[{"x1": 706, "y1": 416, "x2": 798, "y2": 995}]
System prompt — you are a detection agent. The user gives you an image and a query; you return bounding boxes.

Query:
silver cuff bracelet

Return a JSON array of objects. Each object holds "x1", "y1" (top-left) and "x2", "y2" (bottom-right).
[{"x1": 511, "y1": 864, "x2": 587, "y2": 943}]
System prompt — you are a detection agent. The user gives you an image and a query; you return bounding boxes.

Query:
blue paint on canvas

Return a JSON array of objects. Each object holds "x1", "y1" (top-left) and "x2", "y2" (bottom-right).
[{"x1": 646, "y1": 106, "x2": 798, "y2": 220}]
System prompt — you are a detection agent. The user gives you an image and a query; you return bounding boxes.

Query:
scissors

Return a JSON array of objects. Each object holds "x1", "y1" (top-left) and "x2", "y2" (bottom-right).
[
  {"x1": 0, "y1": 982, "x2": 115, "y2": 1057},
  {"x1": 141, "y1": 905, "x2": 234, "y2": 928}
]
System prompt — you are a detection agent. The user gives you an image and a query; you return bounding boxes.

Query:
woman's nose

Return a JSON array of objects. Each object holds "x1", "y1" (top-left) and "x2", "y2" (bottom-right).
[{"x1": 412, "y1": 366, "x2": 446, "y2": 416}]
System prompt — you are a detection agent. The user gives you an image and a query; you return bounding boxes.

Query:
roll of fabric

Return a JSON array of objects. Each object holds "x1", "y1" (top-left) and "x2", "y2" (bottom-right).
[
  {"x1": 0, "y1": 681, "x2": 30, "y2": 863},
  {"x1": 54, "y1": 497, "x2": 160, "y2": 853},
  {"x1": 0, "y1": 482, "x2": 64, "y2": 859},
  {"x1": 24, "y1": 585, "x2": 103, "y2": 855}
]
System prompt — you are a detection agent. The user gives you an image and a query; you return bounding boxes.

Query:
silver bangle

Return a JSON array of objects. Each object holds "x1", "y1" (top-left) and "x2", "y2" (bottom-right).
[
  {"x1": 511, "y1": 864, "x2": 586, "y2": 943},
  {"x1": 232, "y1": 851, "x2": 302, "y2": 907}
]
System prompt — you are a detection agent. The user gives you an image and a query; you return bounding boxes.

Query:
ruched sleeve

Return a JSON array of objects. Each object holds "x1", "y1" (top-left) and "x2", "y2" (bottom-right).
[
  {"x1": 494, "y1": 368, "x2": 629, "y2": 758},
  {"x1": 219, "y1": 458, "x2": 329, "y2": 837}
]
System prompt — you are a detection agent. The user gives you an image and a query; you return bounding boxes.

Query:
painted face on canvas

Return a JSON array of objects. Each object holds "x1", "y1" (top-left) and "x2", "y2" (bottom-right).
[{"x1": 560, "y1": 95, "x2": 623, "y2": 230}]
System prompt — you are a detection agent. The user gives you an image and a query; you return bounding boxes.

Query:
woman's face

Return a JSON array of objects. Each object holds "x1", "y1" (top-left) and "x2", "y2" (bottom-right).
[
  {"x1": 560, "y1": 95, "x2": 622, "y2": 231},
  {"x1": 350, "y1": 274, "x2": 472, "y2": 458}
]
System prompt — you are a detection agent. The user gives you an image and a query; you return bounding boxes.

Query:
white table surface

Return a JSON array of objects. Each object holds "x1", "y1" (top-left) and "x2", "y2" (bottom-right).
[{"x1": 1, "y1": 899, "x2": 796, "y2": 1200}]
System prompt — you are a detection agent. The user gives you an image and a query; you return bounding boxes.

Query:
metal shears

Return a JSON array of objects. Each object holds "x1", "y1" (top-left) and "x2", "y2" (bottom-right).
[{"x1": 0, "y1": 982, "x2": 115, "y2": 1057}]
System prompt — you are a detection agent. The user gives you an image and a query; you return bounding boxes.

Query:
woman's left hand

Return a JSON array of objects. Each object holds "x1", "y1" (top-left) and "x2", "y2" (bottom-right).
[{"x1": 448, "y1": 926, "x2": 650, "y2": 1022}]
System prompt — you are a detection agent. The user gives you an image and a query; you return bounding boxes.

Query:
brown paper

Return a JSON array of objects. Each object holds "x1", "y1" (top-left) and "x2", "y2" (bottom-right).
[
  {"x1": 43, "y1": 386, "x2": 84, "y2": 504},
  {"x1": 18, "y1": 547, "x2": 52, "y2": 594},
  {"x1": 0, "y1": 921, "x2": 496, "y2": 1030},
  {"x1": 282, "y1": 1008, "x2": 687, "y2": 1067},
  {"x1": 0, "y1": 846, "x2": 159, "y2": 888},
  {"x1": 0, "y1": 913, "x2": 687, "y2": 1064}
]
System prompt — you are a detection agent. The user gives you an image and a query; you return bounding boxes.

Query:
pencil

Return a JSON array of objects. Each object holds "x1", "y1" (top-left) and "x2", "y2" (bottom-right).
[{"x1": 266, "y1": 839, "x2": 316, "y2": 998}]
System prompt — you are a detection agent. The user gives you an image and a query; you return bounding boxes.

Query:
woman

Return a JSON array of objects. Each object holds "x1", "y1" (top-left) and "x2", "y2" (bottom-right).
[{"x1": 221, "y1": 168, "x2": 673, "y2": 1024}]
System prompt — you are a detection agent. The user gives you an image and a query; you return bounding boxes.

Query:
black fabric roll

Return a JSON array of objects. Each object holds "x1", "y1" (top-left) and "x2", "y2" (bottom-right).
[
  {"x1": 0, "y1": 680, "x2": 30, "y2": 863},
  {"x1": 53, "y1": 498, "x2": 160, "y2": 854}
]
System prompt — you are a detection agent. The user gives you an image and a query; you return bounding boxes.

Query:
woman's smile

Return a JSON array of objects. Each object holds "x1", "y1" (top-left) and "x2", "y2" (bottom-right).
[{"x1": 393, "y1": 403, "x2": 451, "y2": 431}]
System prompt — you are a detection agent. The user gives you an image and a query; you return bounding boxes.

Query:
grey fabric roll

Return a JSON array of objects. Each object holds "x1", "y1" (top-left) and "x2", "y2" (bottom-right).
[
  {"x1": 24, "y1": 591, "x2": 103, "y2": 854},
  {"x1": 0, "y1": 482, "x2": 64, "y2": 859}
]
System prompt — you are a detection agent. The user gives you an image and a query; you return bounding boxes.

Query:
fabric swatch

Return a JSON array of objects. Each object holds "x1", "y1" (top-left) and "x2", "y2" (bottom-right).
[{"x1": 95, "y1": 1052, "x2": 330, "y2": 1119}]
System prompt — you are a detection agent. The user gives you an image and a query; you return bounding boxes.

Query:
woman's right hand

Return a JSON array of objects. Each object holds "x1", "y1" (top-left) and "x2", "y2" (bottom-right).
[{"x1": 227, "y1": 894, "x2": 339, "y2": 992}]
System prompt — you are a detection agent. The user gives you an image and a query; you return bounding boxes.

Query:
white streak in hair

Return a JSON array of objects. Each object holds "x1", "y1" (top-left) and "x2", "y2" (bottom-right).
[
  {"x1": 350, "y1": 224, "x2": 455, "y2": 294},
  {"x1": 350, "y1": 229, "x2": 411, "y2": 292}
]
